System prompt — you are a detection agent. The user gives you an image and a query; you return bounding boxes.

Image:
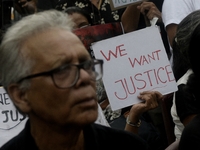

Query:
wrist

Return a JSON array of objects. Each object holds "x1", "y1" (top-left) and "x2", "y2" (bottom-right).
[{"x1": 126, "y1": 115, "x2": 141, "y2": 128}]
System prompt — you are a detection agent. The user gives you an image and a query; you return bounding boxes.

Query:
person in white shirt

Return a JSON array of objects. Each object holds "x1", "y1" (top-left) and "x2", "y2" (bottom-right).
[
  {"x1": 162, "y1": 0, "x2": 200, "y2": 65},
  {"x1": 167, "y1": 9, "x2": 200, "y2": 140}
]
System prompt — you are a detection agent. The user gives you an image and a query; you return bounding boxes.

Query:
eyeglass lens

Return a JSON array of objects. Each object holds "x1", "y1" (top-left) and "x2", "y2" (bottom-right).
[{"x1": 52, "y1": 60, "x2": 102, "y2": 88}]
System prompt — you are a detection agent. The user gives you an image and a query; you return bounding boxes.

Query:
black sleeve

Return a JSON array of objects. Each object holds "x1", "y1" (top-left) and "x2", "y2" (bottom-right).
[
  {"x1": 179, "y1": 115, "x2": 200, "y2": 150},
  {"x1": 175, "y1": 84, "x2": 200, "y2": 122},
  {"x1": 37, "y1": 0, "x2": 58, "y2": 11}
]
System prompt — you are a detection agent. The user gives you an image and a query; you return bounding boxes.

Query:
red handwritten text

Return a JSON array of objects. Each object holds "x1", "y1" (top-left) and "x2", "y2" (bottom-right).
[
  {"x1": 100, "y1": 44, "x2": 127, "y2": 61},
  {"x1": 114, "y1": 65, "x2": 174, "y2": 100},
  {"x1": 129, "y1": 50, "x2": 161, "y2": 68}
]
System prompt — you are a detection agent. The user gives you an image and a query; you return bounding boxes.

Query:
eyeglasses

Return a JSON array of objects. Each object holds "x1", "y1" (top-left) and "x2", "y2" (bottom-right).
[{"x1": 17, "y1": 59, "x2": 103, "y2": 89}]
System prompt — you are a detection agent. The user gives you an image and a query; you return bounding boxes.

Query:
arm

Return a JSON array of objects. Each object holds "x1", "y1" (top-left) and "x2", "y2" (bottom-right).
[
  {"x1": 15, "y1": 0, "x2": 37, "y2": 15},
  {"x1": 121, "y1": 1, "x2": 163, "y2": 33},
  {"x1": 182, "y1": 114, "x2": 197, "y2": 127},
  {"x1": 121, "y1": 3, "x2": 141, "y2": 33},
  {"x1": 166, "y1": 24, "x2": 178, "y2": 47},
  {"x1": 125, "y1": 91, "x2": 162, "y2": 134}
]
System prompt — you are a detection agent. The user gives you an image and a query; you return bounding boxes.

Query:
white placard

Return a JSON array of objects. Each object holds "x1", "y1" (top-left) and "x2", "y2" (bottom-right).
[
  {"x1": 109, "y1": 0, "x2": 144, "y2": 10},
  {"x1": 0, "y1": 86, "x2": 27, "y2": 146},
  {"x1": 92, "y1": 26, "x2": 178, "y2": 111}
]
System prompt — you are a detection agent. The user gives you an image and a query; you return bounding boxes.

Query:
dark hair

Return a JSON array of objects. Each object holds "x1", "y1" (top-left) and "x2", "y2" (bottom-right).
[
  {"x1": 63, "y1": 6, "x2": 92, "y2": 25},
  {"x1": 172, "y1": 38, "x2": 190, "y2": 81},
  {"x1": 188, "y1": 23, "x2": 200, "y2": 77},
  {"x1": 172, "y1": 10, "x2": 200, "y2": 81},
  {"x1": 183, "y1": 23, "x2": 200, "y2": 102}
]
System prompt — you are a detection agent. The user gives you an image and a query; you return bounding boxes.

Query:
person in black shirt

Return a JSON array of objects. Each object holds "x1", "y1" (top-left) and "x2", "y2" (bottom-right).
[
  {"x1": 178, "y1": 17, "x2": 200, "y2": 150},
  {"x1": 0, "y1": 10, "x2": 162, "y2": 150}
]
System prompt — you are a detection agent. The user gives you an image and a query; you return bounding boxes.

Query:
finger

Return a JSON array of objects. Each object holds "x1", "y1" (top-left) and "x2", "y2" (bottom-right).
[
  {"x1": 139, "y1": 2, "x2": 155, "y2": 14},
  {"x1": 141, "y1": 2, "x2": 156, "y2": 9},
  {"x1": 18, "y1": 0, "x2": 28, "y2": 7},
  {"x1": 147, "y1": 8, "x2": 161, "y2": 20},
  {"x1": 140, "y1": 91, "x2": 162, "y2": 97},
  {"x1": 138, "y1": 91, "x2": 162, "y2": 104},
  {"x1": 145, "y1": 96, "x2": 158, "y2": 109},
  {"x1": 138, "y1": 90, "x2": 153, "y2": 95},
  {"x1": 138, "y1": 4, "x2": 150, "y2": 14},
  {"x1": 18, "y1": 0, "x2": 27, "y2": 3}
]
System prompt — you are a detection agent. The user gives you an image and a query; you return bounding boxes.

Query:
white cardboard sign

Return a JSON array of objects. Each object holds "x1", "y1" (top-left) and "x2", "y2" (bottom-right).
[
  {"x1": 0, "y1": 87, "x2": 27, "y2": 147},
  {"x1": 109, "y1": 0, "x2": 144, "y2": 10},
  {"x1": 0, "y1": 87, "x2": 27, "y2": 130},
  {"x1": 92, "y1": 26, "x2": 178, "y2": 111}
]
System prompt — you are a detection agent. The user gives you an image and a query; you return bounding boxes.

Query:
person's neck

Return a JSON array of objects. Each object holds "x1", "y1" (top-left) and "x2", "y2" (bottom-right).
[{"x1": 30, "y1": 120, "x2": 85, "y2": 150}]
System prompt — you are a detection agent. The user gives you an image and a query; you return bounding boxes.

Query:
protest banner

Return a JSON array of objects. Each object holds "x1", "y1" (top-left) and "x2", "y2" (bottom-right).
[
  {"x1": 92, "y1": 26, "x2": 178, "y2": 111},
  {"x1": 0, "y1": 86, "x2": 27, "y2": 146},
  {"x1": 109, "y1": 0, "x2": 144, "y2": 10}
]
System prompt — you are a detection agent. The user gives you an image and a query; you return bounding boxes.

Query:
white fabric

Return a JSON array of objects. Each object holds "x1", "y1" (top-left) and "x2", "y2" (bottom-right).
[
  {"x1": 0, "y1": 87, "x2": 28, "y2": 147},
  {"x1": 162, "y1": 1, "x2": 200, "y2": 138},
  {"x1": 162, "y1": 0, "x2": 200, "y2": 65},
  {"x1": 95, "y1": 104, "x2": 110, "y2": 127},
  {"x1": 171, "y1": 69, "x2": 193, "y2": 140},
  {"x1": 162, "y1": 0, "x2": 200, "y2": 28}
]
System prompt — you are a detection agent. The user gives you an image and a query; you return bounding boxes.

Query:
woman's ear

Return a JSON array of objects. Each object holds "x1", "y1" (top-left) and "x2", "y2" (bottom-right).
[{"x1": 7, "y1": 84, "x2": 31, "y2": 113}]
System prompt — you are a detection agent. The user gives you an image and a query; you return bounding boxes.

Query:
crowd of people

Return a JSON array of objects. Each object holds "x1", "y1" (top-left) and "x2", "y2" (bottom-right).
[{"x1": 0, "y1": 0, "x2": 200, "y2": 149}]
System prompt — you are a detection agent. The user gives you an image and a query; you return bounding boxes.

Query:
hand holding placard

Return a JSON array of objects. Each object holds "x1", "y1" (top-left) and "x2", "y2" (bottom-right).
[{"x1": 92, "y1": 26, "x2": 177, "y2": 111}]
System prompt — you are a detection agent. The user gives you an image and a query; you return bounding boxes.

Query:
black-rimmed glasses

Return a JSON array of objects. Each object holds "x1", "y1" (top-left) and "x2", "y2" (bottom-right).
[{"x1": 17, "y1": 59, "x2": 103, "y2": 89}]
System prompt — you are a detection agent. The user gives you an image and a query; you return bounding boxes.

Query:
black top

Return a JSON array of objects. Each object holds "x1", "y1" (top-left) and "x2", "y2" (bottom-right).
[
  {"x1": 37, "y1": 0, "x2": 125, "y2": 25},
  {"x1": 0, "y1": 119, "x2": 148, "y2": 150},
  {"x1": 175, "y1": 83, "x2": 200, "y2": 123},
  {"x1": 37, "y1": 0, "x2": 58, "y2": 11},
  {"x1": 179, "y1": 114, "x2": 200, "y2": 150}
]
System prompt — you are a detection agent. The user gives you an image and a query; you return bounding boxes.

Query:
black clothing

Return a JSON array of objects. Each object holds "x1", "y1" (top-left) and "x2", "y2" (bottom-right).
[
  {"x1": 37, "y1": 0, "x2": 58, "y2": 11},
  {"x1": 175, "y1": 84, "x2": 200, "y2": 123},
  {"x1": 0, "y1": 120, "x2": 148, "y2": 150},
  {"x1": 37, "y1": 0, "x2": 125, "y2": 25},
  {"x1": 37, "y1": 0, "x2": 170, "y2": 57},
  {"x1": 108, "y1": 112, "x2": 166, "y2": 150},
  {"x1": 179, "y1": 114, "x2": 200, "y2": 150}
]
